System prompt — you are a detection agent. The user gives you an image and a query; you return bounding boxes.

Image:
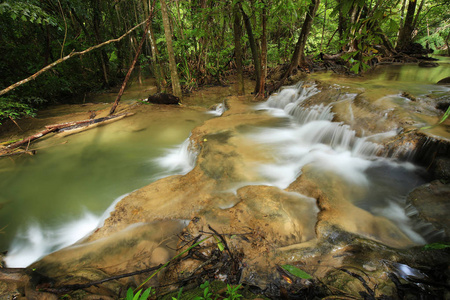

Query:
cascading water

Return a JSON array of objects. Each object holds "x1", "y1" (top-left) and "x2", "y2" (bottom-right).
[
  {"x1": 153, "y1": 136, "x2": 198, "y2": 177},
  {"x1": 250, "y1": 82, "x2": 429, "y2": 244}
]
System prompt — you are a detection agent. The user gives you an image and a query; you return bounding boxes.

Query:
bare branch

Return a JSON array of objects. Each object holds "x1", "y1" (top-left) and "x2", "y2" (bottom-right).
[{"x1": 0, "y1": 20, "x2": 147, "y2": 97}]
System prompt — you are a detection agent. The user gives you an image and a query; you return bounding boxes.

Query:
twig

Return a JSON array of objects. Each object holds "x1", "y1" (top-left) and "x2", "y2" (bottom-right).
[{"x1": 41, "y1": 264, "x2": 163, "y2": 294}]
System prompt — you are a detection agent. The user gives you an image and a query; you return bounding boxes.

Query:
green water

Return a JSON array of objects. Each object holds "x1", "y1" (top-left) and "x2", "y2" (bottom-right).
[
  {"x1": 310, "y1": 56, "x2": 450, "y2": 98},
  {"x1": 0, "y1": 107, "x2": 212, "y2": 253}
]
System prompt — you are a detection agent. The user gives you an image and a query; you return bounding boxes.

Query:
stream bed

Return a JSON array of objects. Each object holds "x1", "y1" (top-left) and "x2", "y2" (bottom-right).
[{"x1": 0, "y1": 61, "x2": 449, "y2": 298}]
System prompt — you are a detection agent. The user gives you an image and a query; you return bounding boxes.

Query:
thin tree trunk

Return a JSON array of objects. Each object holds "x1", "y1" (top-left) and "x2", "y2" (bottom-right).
[
  {"x1": 148, "y1": 18, "x2": 167, "y2": 85},
  {"x1": 92, "y1": 0, "x2": 110, "y2": 85},
  {"x1": 446, "y1": 31, "x2": 450, "y2": 56},
  {"x1": 160, "y1": 0, "x2": 183, "y2": 99},
  {"x1": 257, "y1": 2, "x2": 267, "y2": 99},
  {"x1": 320, "y1": 0, "x2": 328, "y2": 52},
  {"x1": 109, "y1": 7, "x2": 155, "y2": 115},
  {"x1": 296, "y1": 0, "x2": 320, "y2": 66},
  {"x1": 233, "y1": 4, "x2": 245, "y2": 95},
  {"x1": 239, "y1": 2, "x2": 261, "y2": 94},
  {"x1": 272, "y1": 0, "x2": 320, "y2": 93}
]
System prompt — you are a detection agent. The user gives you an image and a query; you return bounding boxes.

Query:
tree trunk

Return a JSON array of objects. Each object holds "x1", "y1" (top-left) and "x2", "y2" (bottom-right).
[
  {"x1": 233, "y1": 4, "x2": 245, "y2": 96},
  {"x1": 239, "y1": 3, "x2": 261, "y2": 94},
  {"x1": 397, "y1": 0, "x2": 417, "y2": 51},
  {"x1": 257, "y1": 2, "x2": 267, "y2": 99},
  {"x1": 320, "y1": 0, "x2": 328, "y2": 52},
  {"x1": 109, "y1": 10, "x2": 155, "y2": 115},
  {"x1": 92, "y1": 0, "x2": 110, "y2": 85},
  {"x1": 446, "y1": 31, "x2": 450, "y2": 56},
  {"x1": 160, "y1": 0, "x2": 183, "y2": 99},
  {"x1": 296, "y1": 0, "x2": 320, "y2": 66},
  {"x1": 271, "y1": 0, "x2": 320, "y2": 93}
]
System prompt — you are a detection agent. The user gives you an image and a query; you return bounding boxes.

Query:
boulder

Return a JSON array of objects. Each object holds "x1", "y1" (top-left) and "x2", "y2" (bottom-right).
[
  {"x1": 147, "y1": 93, "x2": 180, "y2": 105},
  {"x1": 437, "y1": 76, "x2": 450, "y2": 85}
]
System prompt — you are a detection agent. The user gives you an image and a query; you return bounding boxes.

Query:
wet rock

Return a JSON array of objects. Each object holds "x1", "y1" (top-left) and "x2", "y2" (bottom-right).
[
  {"x1": 418, "y1": 61, "x2": 439, "y2": 68},
  {"x1": 401, "y1": 91, "x2": 417, "y2": 101},
  {"x1": 437, "y1": 76, "x2": 450, "y2": 85},
  {"x1": 436, "y1": 99, "x2": 450, "y2": 112},
  {"x1": 431, "y1": 157, "x2": 450, "y2": 180},
  {"x1": 147, "y1": 93, "x2": 180, "y2": 105},
  {"x1": 407, "y1": 180, "x2": 450, "y2": 239}
]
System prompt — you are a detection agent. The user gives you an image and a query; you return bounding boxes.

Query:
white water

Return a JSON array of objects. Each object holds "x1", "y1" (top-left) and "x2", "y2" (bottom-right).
[
  {"x1": 3, "y1": 83, "x2": 431, "y2": 267},
  {"x1": 4, "y1": 114, "x2": 207, "y2": 268},
  {"x1": 251, "y1": 82, "x2": 427, "y2": 244},
  {"x1": 4, "y1": 210, "x2": 100, "y2": 267},
  {"x1": 4, "y1": 192, "x2": 131, "y2": 268},
  {"x1": 154, "y1": 136, "x2": 198, "y2": 177}
]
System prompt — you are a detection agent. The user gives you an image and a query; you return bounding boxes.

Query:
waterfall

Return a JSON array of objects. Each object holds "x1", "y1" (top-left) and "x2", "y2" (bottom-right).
[
  {"x1": 251, "y1": 82, "x2": 428, "y2": 244},
  {"x1": 154, "y1": 136, "x2": 198, "y2": 176}
]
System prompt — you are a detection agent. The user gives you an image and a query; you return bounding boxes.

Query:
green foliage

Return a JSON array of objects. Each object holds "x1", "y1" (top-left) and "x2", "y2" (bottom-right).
[
  {"x1": 125, "y1": 287, "x2": 153, "y2": 300},
  {"x1": 281, "y1": 264, "x2": 313, "y2": 279},
  {"x1": 0, "y1": 96, "x2": 36, "y2": 125},
  {"x1": 193, "y1": 281, "x2": 214, "y2": 300},
  {"x1": 224, "y1": 284, "x2": 243, "y2": 300},
  {"x1": 0, "y1": 0, "x2": 56, "y2": 25},
  {"x1": 424, "y1": 242, "x2": 450, "y2": 250}
]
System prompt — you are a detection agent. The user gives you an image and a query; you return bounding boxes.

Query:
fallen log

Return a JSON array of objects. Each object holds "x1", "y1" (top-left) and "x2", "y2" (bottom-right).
[
  {"x1": 1, "y1": 112, "x2": 133, "y2": 157},
  {"x1": 4, "y1": 128, "x2": 56, "y2": 151}
]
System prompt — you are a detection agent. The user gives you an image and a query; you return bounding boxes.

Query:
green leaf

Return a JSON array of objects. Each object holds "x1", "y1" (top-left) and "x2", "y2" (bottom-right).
[
  {"x1": 281, "y1": 264, "x2": 313, "y2": 279},
  {"x1": 214, "y1": 235, "x2": 225, "y2": 251},
  {"x1": 126, "y1": 288, "x2": 134, "y2": 300},
  {"x1": 132, "y1": 290, "x2": 142, "y2": 300},
  {"x1": 139, "y1": 287, "x2": 152, "y2": 300},
  {"x1": 350, "y1": 62, "x2": 361, "y2": 74},
  {"x1": 424, "y1": 243, "x2": 450, "y2": 250}
]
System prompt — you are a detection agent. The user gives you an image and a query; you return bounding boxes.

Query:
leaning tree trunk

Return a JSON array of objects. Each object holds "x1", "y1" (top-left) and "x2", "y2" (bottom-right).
[
  {"x1": 296, "y1": 0, "x2": 320, "y2": 66},
  {"x1": 257, "y1": 2, "x2": 267, "y2": 99},
  {"x1": 239, "y1": 2, "x2": 261, "y2": 94},
  {"x1": 233, "y1": 4, "x2": 245, "y2": 96},
  {"x1": 160, "y1": 0, "x2": 183, "y2": 99},
  {"x1": 271, "y1": 0, "x2": 320, "y2": 92},
  {"x1": 109, "y1": 6, "x2": 155, "y2": 115}
]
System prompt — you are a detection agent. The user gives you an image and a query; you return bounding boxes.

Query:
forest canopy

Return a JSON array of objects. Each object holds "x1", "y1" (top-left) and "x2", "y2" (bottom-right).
[{"x1": 1, "y1": 0, "x2": 449, "y2": 123}]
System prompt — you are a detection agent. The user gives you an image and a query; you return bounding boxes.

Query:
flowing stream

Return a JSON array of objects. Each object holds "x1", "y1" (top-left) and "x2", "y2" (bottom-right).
[
  {"x1": 1, "y1": 60, "x2": 449, "y2": 268},
  {"x1": 0, "y1": 107, "x2": 213, "y2": 267}
]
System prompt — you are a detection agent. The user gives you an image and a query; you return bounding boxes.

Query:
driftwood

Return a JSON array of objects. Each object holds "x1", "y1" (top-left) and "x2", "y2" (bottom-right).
[{"x1": 0, "y1": 113, "x2": 133, "y2": 157}]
